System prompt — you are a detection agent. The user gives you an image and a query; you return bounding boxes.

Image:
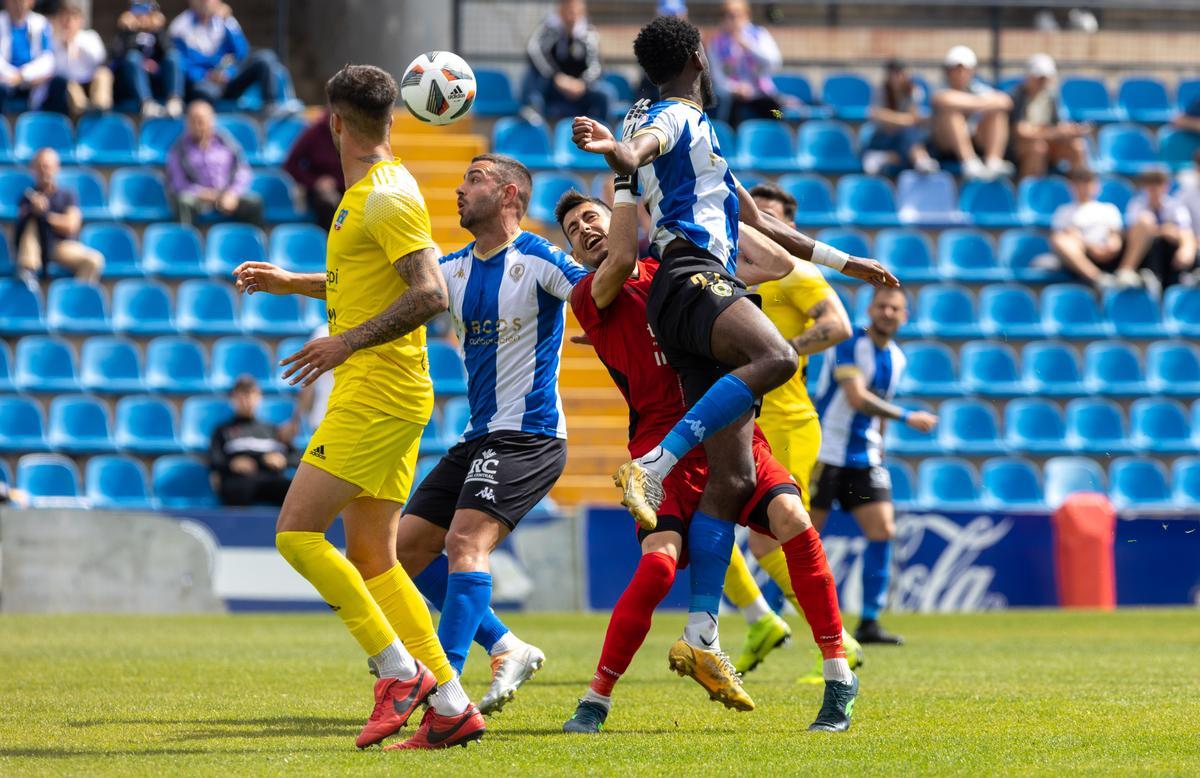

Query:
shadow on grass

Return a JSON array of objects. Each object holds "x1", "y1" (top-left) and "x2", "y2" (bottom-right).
[
  {"x1": 0, "y1": 746, "x2": 299, "y2": 758},
  {"x1": 490, "y1": 727, "x2": 681, "y2": 737},
  {"x1": 67, "y1": 715, "x2": 360, "y2": 738}
]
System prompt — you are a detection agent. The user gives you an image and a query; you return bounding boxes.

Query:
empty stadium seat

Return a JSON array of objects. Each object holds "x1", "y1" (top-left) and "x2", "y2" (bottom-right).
[
  {"x1": 153, "y1": 455, "x2": 218, "y2": 508},
  {"x1": 420, "y1": 409, "x2": 450, "y2": 457},
  {"x1": 1097, "y1": 124, "x2": 1157, "y2": 176},
  {"x1": 1084, "y1": 341, "x2": 1147, "y2": 395},
  {"x1": 0, "y1": 116, "x2": 12, "y2": 163},
  {"x1": 938, "y1": 399, "x2": 1005, "y2": 455},
  {"x1": 981, "y1": 457, "x2": 1045, "y2": 510},
  {"x1": 777, "y1": 174, "x2": 838, "y2": 226},
  {"x1": 258, "y1": 396, "x2": 296, "y2": 429},
  {"x1": 250, "y1": 169, "x2": 308, "y2": 223},
  {"x1": 0, "y1": 341, "x2": 12, "y2": 392},
  {"x1": 1146, "y1": 340, "x2": 1200, "y2": 396},
  {"x1": 273, "y1": 336, "x2": 307, "y2": 393},
  {"x1": 821, "y1": 73, "x2": 872, "y2": 120},
  {"x1": 80, "y1": 336, "x2": 145, "y2": 394},
  {"x1": 1022, "y1": 341, "x2": 1083, "y2": 396},
  {"x1": 472, "y1": 68, "x2": 521, "y2": 117},
  {"x1": 16, "y1": 454, "x2": 84, "y2": 507},
  {"x1": 937, "y1": 229, "x2": 1005, "y2": 281},
  {"x1": 217, "y1": 114, "x2": 262, "y2": 164},
  {"x1": 0, "y1": 232, "x2": 11, "y2": 275},
  {"x1": 138, "y1": 116, "x2": 184, "y2": 164},
  {"x1": 142, "y1": 223, "x2": 206, "y2": 278},
  {"x1": 0, "y1": 168, "x2": 33, "y2": 219},
  {"x1": 14, "y1": 336, "x2": 78, "y2": 392},
  {"x1": 959, "y1": 179, "x2": 1020, "y2": 228},
  {"x1": 999, "y1": 229, "x2": 1064, "y2": 283},
  {"x1": 429, "y1": 340, "x2": 468, "y2": 396},
  {"x1": 1109, "y1": 457, "x2": 1173, "y2": 510},
  {"x1": 960, "y1": 341, "x2": 1026, "y2": 396},
  {"x1": 914, "y1": 284, "x2": 981, "y2": 338},
  {"x1": 269, "y1": 223, "x2": 326, "y2": 273},
  {"x1": 711, "y1": 119, "x2": 736, "y2": 157},
  {"x1": 1060, "y1": 77, "x2": 1119, "y2": 123},
  {"x1": 1156, "y1": 127, "x2": 1200, "y2": 171},
  {"x1": 58, "y1": 166, "x2": 111, "y2": 220},
  {"x1": 816, "y1": 227, "x2": 871, "y2": 264},
  {"x1": 896, "y1": 170, "x2": 963, "y2": 226},
  {"x1": 1065, "y1": 398, "x2": 1132, "y2": 455},
  {"x1": 886, "y1": 460, "x2": 916, "y2": 509},
  {"x1": 177, "y1": 279, "x2": 241, "y2": 336},
  {"x1": 112, "y1": 279, "x2": 175, "y2": 335},
  {"x1": 555, "y1": 119, "x2": 610, "y2": 170},
  {"x1": 80, "y1": 223, "x2": 140, "y2": 278},
  {"x1": 797, "y1": 121, "x2": 860, "y2": 173},
  {"x1": 15, "y1": 112, "x2": 75, "y2": 162},
  {"x1": 897, "y1": 341, "x2": 958, "y2": 397},
  {"x1": 491, "y1": 118, "x2": 554, "y2": 168},
  {"x1": 1171, "y1": 457, "x2": 1200, "y2": 508},
  {"x1": 773, "y1": 73, "x2": 830, "y2": 119},
  {"x1": 1117, "y1": 76, "x2": 1173, "y2": 124},
  {"x1": 180, "y1": 395, "x2": 232, "y2": 451},
  {"x1": 1017, "y1": 176, "x2": 1071, "y2": 227},
  {"x1": 262, "y1": 115, "x2": 307, "y2": 165},
  {"x1": 884, "y1": 399, "x2": 939, "y2": 455},
  {"x1": 874, "y1": 228, "x2": 937, "y2": 282},
  {"x1": 1104, "y1": 287, "x2": 1166, "y2": 338},
  {"x1": 1041, "y1": 284, "x2": 1113, "y2": 338},
  {"x1": 206, "y1": 223, "x2": 268, "y2": 277},
  {"x1": 241, "y1": 291, "x2": 308, "y2": 337},
  {"x1": 529, "y1": 172, "x2": 586, "y2": 224},
  {"x1": 917, "y1": 458, "x2": 981, "y2": 509},
  {"x1": 110, "y1": 168, "x2": 172, "y2": 221},
  {"x1": 46, "y1": 280, "x2": 111, "y2": 334},
  {"x1": 0, "y1": 395, "x2": 48, "y2": 452},
  {"x1": 1164, "y1": 286, "x2": 1200, "y2": 337},
  {"x1": 86, "y1": 455, "x2": 155, "y2": 510},
  {"x1": 1097, "y1": 175, "x2": 1135, "y2": 212},
  {"x1": 979, "y1": 284, "x2": 1046, "y2": 338},
  {"x1": 75, "y1": 113, "x2": 138, "y2": 165},
  {"x1": 303, "y1": 297, "x2": 327, "y2": 330},
  {"x1": 114, "y1": 395, "x2": 182, "y2": 454},
  {"x1": 210, "y1": 337, "x2": 274, "y2": 391},
  {"x1": 0, "y1": 279, "x2": 46, "y2": 335},
  {"x1": 1044, "y1": 456, "x2": 1107, "y2": 507},
  {"x1": 836, "y1": 175, "x2": 899, "y2": 226},
  {"x1": 1130, "y1": 398, "x2": 1193, "y2": 454},
  {"x1": 441, "y1": 395, "x2": 471, "y2": 442},
  {"x1": 1003, "y1": 399, "x2": 1069, "y2": 455},
  {"x1": 735, "y1": 119, "x2": 799, "y2": 172},
  {"x1": 146, "y1": 336, "x2": 210, "y2": 394}
]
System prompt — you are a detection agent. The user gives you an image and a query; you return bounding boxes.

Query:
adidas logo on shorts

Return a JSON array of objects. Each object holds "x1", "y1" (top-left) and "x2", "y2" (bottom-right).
[{"x1": 308, "y1": 445, "x2": 326, "y2": 460}]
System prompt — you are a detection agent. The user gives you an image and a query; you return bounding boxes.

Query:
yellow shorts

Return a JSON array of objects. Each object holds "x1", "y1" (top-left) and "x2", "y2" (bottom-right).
[
  {"x1": 758, "y1": 416, "x2": 821, "y2": 511},
  {"x1": 301, "y1": 401, "x2": 424, "y2": 504}
]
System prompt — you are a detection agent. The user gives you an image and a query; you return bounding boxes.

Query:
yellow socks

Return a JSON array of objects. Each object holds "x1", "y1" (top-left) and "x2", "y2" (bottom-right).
[
  {"x1": 757, "y1": 546, "x2": 803, "y2": 615},
  {"x1": 364, "y1": 563, "x2": 456, "y2": 685},
  {"x1": 722, "y1": 546, "x2": 764, "y2": 609}
]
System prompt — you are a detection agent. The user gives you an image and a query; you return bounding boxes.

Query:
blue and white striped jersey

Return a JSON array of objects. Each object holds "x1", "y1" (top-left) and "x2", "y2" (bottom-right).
[
  {"x1": 632, "y1": 98, "x2": 740, "y2": 274},
  {"x1": 440, "y1": 231, "x2": 588, "y2": 441},
  {"x1": 814, "y1": 331, "x2": 907, "y2": 468}
]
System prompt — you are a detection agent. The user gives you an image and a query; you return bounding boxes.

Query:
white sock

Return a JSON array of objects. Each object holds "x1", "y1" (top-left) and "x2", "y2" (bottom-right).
[
  {"x1": 369, "y1": 639, "x2": 417, "y2": 680},
  {"x1": 823, "y1": 657, "x2": 854, "y2": 685},
  {"x1": 742, "y1": 595, "x2": 773, "y2": 625},
  {"x1": 683, "y1": 612, "x2": 720, "y2": 652},
  {"x1": 489, "y1": 630, "x2": 523, "y2": 656},
  {"x1": 429, "y1": 676, "x2": 470, "y2": 716},
  {"x1": 582, "y1": 687, "x2": 612, "y2": 711},
  {"x1": 637, "y1": 446, "x2": 678, "y2": 480}
]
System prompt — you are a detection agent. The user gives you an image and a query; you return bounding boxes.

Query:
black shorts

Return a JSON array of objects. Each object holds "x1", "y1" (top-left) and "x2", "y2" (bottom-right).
[
  {"x1": 809, "y1": 462, "x2": 892, "y2": 512},
  {"x1": 404, "y1": 431, "x2": 567, "y2": 531},
  {"x1": 646, "y1": 246, "x2": 760, "y2": 403}
]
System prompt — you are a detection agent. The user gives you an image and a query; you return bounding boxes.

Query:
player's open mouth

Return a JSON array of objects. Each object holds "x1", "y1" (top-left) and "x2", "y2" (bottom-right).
[{"x1": 584, "y1": 235, "x2": 603, "y2": 251}]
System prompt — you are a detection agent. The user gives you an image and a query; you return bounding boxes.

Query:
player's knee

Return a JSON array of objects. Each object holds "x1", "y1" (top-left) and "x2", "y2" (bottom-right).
[
  {"x1": 444, "y1": 526, "x2": 489, "y2": 569},
  {"x1": 708, "y1": 468, "x2": 756, "y2": 510},
  {"x1": 755, "y1": 346, "x2": 798, "y2": 393}
]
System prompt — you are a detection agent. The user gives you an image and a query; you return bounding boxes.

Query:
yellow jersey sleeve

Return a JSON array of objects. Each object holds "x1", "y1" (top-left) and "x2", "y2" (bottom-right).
[{"x1": 362, "y1": 184, "x2": 438, "y2": 263}]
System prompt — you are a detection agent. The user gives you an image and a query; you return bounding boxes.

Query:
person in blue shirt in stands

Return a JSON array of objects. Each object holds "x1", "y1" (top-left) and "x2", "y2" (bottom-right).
[
  {"x1": 167, "y1": 0, "x2": 284, "y2": 113},
  {"x1": 0, "y1": 0, "x2": 56, "y2": 114}
]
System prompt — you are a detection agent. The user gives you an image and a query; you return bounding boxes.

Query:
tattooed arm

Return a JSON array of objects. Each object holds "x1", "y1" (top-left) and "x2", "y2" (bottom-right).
[{"x1": 789, "y1": 295, "x2": 852, "y2": 357}]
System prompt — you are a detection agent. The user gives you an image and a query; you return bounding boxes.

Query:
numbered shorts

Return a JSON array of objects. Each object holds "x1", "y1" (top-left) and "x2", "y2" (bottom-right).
[
  {"x1": 404, "y1": 431, "x2": 567, "y2": 530},
  {"x1": 809, "y1": 462, "x2": 893, "y2": 512},
  {"x1": 757, "y1": 416, "x2": 822, "y2": 511},
  {"x1": 301, "y1": 401, "x2": 423, "y2": 504}
]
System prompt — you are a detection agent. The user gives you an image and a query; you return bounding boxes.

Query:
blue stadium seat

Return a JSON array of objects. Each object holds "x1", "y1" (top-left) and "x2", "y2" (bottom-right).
[
  {"x1": 16, "y1": 454, "x2": 84, "y2": 507},
  {"x1": 1117, "y1": 76, "x2": 1173, "y2": 124},
  {"x1": 1083, "y1": 341, "x2": 1147, "y2": 395},
  {"x1": 884, "y1": 399, "x2": 939, "y2": 455},
  {"x1": 262, "y1": 115, "x2": 307, "y2": 165},
  {"x1": 1022, "y1": 341, "x2": 1083, "y2": 397},
  {"x1": 270, "y1": 223, "x2": 326, "y2": 274},
  {"x1": 1130, "y1": 398, "x2": 1193, "y2": 454},
  {"x1": 206, "y1": 223, "x2": 268, "y2": 277},
  {"x1": 86, "y1": 455, "x2": 155, "y2": 510},
  {"x1": 303, "y1": 297, "x2": 327, "y2": 331},
  {"x1": 797, "y1": 121, "x2": 860, "y2": 173},
  {"x1": 835, "y1": 175, "x2": 899, "y2": 227},
  {"x1": 1065, "y1": 398, "x2": 1132, "y2": 455},
  {"x1": 981, "y1": 457, "x2": 1045, "y2": 510},
  {"x1": 1097, "y1": 175, "x2": 1135, "y2": 213},
  {"x1": 773, "y1": 73, "x2": 830, "y2": 119},
  {"x1": 80, "y1": 336, "x2": 144, "y2": 394},
  {"x1": 75, "y1": 114, "x2": 138, "y2": 165},
  {"x1": 14, "y1": 112, "x2": 75, "y2": 162},
  {"x1": 0, "y1": 231, "x2": 11, "y2": 275},
  {"x1": 250, "y1": 169, "x2": 308, "y2": 223},
  {"x1": 1004, "y1": 399, "x2": 1069, "y2": 455},
  {"x1": 241, "y1": 291, "x2": 308, "y2": 337},
  {"x1": 898, "y1": 341, "x2": 958, "y2": 397},
  {"x1": 48, "y1": 396, "x2": 115, "y2": 456},
  {"x1": 1103, "y1": 287, "x2": 1165, "y2": 338},
  {"x1": 1146, "y1": 340, "x2": 1200, "y2": 396},
  {"x1": 0, "y1": 395, "x2": 48, "y2": 452},
  {"x1": 777, "y1": 174, "x2": 838, "y2": 227},
  {"x1": 0, "y1": 168, "x2": 33, "y2": 219},
  {"x1": 875, "y1": 228, "x2": 937, "y2": 282},
  {"x1": 429, "y1": 340, "x2": 468, "y2": 396},
  {"x1": 472, "y1": 68, "x2": 521, "y2": 117},
  {"x1": 210, "y1": 337, "x2": 274, "y2": 391},
  {"x1": 110, "y1": 168, "x2": 172, "y2": 222},
  {"x1": 555, "y1": 119, "x2": 610, "y2": 170},
  {"x1": 14, "y1": 336, "x2": 78, "y2": 392},
  {"x1": 153, "y1": 455, "x2": 218, "y2": 508},
  {"x1": 0, "y1": 116, "x2": 13, "y2": 163},
  {"x1": 146, "y1": 336, "x2": 210, "y2": 394},
  {"x1": 112, "y1": 279, "x2": 175, "y2": 336},
  {"x1": 138, "y1": 117, "x2": 184, "y2": 164},
  {"x1": 886, "y1": 460, "x2": 916, "y2": 510},
  {"x1": 958, "y1": 179, "x2": 1020, "y2": 228},
  {"x1": 180, "y1": 395, "x2": 232, "y2": 451},
  {"x1": 1177, "y1": 78, "x2": 1200, "y2": 113},
  {"x1": 1109, "y1": 457, "x2": 1173, "y2": 510},
  {"x1": 80, "y1": 223, "x2": 140, "y2": 278},
  {"x1": 979, "y1": 284, "x2": 1046, "y2": 338},
  {"x1": 58, "y1": 166, "x2": 111, "y2": 220},
  {"x1": 917, "y1": 457, "x2": 982, "y2": 509},
  {"x1": 913, "y1": 284, "x2": 981, "y2": 338},
  {"x1": 114, "y1": 395, "x2": 182, "y2": 454},
  {"x1": 258, "y1": 396, "x2": 296, "y2": 428},
  {"x1": 0, "y1": 279, "x2": 46, "y2": 335},
  {"x1": 0, "y1": 341, "x2": 12, "y2": 392},
  {"x1": 177, "y1": 279, "x2": 241, "y2": 336},
  {"x1": 529, "y1": 172, "x2": 586, "y2": 224},
  {"x1": 1097, "y1": 124, "x2": 1158, "y2": 176},
  {"x1": 1041, "y1": 284, "x2": 1113, "y2": 338},
  {"x1": 999, "y1": 229, "x2": 1064, "y2": 283},
  {"x1": 896, "y1": 170, "x2": 963, "y2": 226},
  {"x1": 420, "y1": 409, "x2": 450, "y2": 457},
  {"x1": 1017, "y1": 176, "x2": 1071, "y2": 227},
  {"x1": 1171, "y1": 457, "x2": 1200, "y2": 508},
  {"x1": 1164, "y1": 286, "x2": 1200, "y2": 337},
  {"x1": 1044, "y1": 456, "x2": 1107, "y2": 507},
  {"x1": 142, "y1": 223, "x2": 205, "y2": 278},
  {"x1": 411, "y1": 455, "x2": 440, "y2": 494},
  {"x1": 938, "y1": 399, "x2": 1005, "y2": 455},
  {"x1": 442, "y1": 396, "x2": 471, "y2": 442},
  {"x1": 1156, "y1": 127, "x2": 1200, "y2": 171},
  {"x1": 937, "y1": 228, "x2": 1005, "y2": 281},
  {"x1": 710, "y1": 119, "x2": 736, "y2": 158},
  {"x1": 1060, "y1": 77, "x2": 1119, "y2": 123},
  {"x1": 815, "y1": 228, "x2": 870, "y2": 262},
  {"x1": 216, "y1": 114, "x2": 263, "y2": 165},
  {"x1": 960, "y1": 341, "x2": 1026, "y2": 396},
  {"x1": 821, "y1": 73, "x2": 872, "y2": 121},
  {"x1": 273, "y1": 336, "x2": 307, "y2": 393},
  {"x1": 46, "y1": 280, "x2": 111, "y2": 334},
  {"x1": 492, "y1": 118, "x2": 553, "y2": 169},
  {"x1": 735, "y1": 119, "x2": 799, "y2": 172}
]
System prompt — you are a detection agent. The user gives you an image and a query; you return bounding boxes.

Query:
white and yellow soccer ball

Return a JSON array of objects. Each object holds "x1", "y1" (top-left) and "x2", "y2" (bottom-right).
[{"x1": 400, "y1": 51, "x2": 476, "y2": 125}]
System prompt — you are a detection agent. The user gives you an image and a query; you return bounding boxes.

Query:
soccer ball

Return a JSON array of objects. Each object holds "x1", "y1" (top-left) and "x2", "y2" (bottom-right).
[{"x1": 400, "y1": 51, "x2": 476, "y2": 125}]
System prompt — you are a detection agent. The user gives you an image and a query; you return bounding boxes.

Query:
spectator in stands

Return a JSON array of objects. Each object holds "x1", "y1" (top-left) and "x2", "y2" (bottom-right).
[
  {"x1": 930, "y1": 45, "x2": 1014, "y2": 181},
  {"x1": 1007, "y1": 54, "x2": 1087, "y2": 179},
  {"x1": 210, "y1": 374, "x2": 294, "y2": 507},
  {"x1": 169, "y1": 0, "x2": 285, "y2": 113},
  {"x1": 111, "y1": 0, "x2": 184, "y2": 118},
  {"x1": 282, "y1": 109, "x2": 343, "y2": 229},
  {"x1": 708, "y1": 0, "x2": 785, "y2": 127},
  {"x1": 1050, "y1": 168, "x2": 1124, "y2": 288},
  {"x1": 1118, "y1": 167, "x2": 1196, "y2": 295},
  {"x1": 12, "y1": 147, "x2": 103, "y2": 284},
  {"x1": 863, "y1": 59, "x2": 938, "y2": 175},
  {"x1": 0, "y1": 0, "x2": 55, "y2": 113},
  {"x1": 46, "y1": 2, "x2": 111, "y2": 117},
  {"x1": 523, "y1": 0, "x2": 608, "y2": 122},
  {"x1": 166, "y1": 99, "x2": 263, "y2": 226},
  {"x1": 0, "y1": 477, "x2": 28, "y2": 507}
]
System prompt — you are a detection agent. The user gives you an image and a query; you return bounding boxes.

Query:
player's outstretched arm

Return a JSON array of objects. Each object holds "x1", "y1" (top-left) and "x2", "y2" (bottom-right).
[
  {"x1": 572, "y1": 116, "x2": 660, "y2": 176},
  {"x1": 735, "y1": 222, "x2": 798, "y2": 286},
  {"x1": 841, "y1": 372, "x2": 938, "y2": 431},
  {"x1": 590, "y1": 179, "x2": 641, "y2": 310},
  {"x1": 232, "y1": 261, "x2": 326, "y2": 299}
]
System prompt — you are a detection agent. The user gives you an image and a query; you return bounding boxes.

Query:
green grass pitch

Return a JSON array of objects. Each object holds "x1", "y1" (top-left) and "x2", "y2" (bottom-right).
[{"x1": 2, "y1": 609, "x2": 1198, "y2": 775}]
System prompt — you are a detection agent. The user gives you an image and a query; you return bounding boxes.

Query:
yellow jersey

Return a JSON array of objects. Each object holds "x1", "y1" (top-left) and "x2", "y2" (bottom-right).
[
  {"x1": 324, "y1": 159, "x2": 438, "y2": 424},
  {"x1": 758, "y1": 261, "x2": 839, "y2": 423}
]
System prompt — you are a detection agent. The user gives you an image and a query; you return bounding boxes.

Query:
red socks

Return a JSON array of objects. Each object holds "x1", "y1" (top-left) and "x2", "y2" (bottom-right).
[
  {"x1": 589, "y1": 551, "x2": 677, "y2": 696},
  {"x1": 782, "y1": 527, "x2": 846, "y2": 660}
]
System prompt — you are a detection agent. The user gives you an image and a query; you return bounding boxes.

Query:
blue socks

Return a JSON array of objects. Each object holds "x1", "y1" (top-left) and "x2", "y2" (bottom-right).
[
  {"x1": 414, "y1": 555, "x2": 510, "y2": 654},
  {"x1": 643, "y1": 374, "x2": 755, "y2": 479},
  {"x1": 439, "y1": 571, "x2": 493, "y2": 674},
  {"x1": 861, "y1": 539, "x2": 893, "y2": 621},
  {"x1": 687, "y1": 512, "x2": 736, "y2": 615}
]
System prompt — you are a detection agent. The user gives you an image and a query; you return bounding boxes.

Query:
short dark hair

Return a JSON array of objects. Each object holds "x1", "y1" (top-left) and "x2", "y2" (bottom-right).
[
  {"x1": 634, "y1": 15, "x2": 701, "y2": 86},
  {"x1": 471, "y1": 153, "x2": 533, "y2": 217},
  {"x1": 749, "y1": 183, "x2": 798, "y2": 221},
  {"x1": 1139, "y1": 167, "x2": 1171, "y2": 186},
  {"x1": 872, "y1": 286, "x2": 909, "y2": 306},
  {"x1": 554, "y1": 189, "x2": 610, "y2": 235},
  {"x1": 1067, "y1": 167, "x2": 1097, "y2": 183},
  {"x1": 231, "y1": 374, "x2": 260, "y2": 394},
  {"x1": 326, "y1": 64, "x2": 397, "y2": 141}
]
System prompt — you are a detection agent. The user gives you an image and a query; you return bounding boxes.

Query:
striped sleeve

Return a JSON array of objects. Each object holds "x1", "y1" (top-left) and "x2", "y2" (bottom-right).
[
  {"x1": 526, "y1": 236, "x2": 589, "y2": 301},
  {"x1": 832, "y1": 335, "x2": 862, "y2": 381},
  {"x1": 633, "y1": 103, "x2": 686, "y2": 156}
]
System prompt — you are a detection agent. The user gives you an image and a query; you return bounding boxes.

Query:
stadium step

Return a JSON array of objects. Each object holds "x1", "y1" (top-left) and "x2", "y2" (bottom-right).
[{"x1": 551, "y1": 474, "x2": 627, "y2": 507}]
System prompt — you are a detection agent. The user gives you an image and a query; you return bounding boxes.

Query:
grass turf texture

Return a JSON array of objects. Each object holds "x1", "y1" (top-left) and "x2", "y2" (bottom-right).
[{"x1": 2, "y1": 610, "x2": 1198, "y2": 775}]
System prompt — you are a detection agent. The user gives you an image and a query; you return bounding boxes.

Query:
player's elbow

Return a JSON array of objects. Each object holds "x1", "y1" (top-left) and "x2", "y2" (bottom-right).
[
  {"x1": 828, "y1": 313, "x2": 853, "y2": 345},
  {"x1": 421, "y1": 283, "x2": 449, "y2": 316}
]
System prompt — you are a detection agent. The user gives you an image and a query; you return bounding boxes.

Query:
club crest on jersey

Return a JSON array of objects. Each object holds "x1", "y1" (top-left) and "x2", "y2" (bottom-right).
[
  {"x1": 333, "y1": 209, "x2": 349, "y2": 230},
  {"x1": 509, "y1": 263, "x2": 525, "y2": 281}
]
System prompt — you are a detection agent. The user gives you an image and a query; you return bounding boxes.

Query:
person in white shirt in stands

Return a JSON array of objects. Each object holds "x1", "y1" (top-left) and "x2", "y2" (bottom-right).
[
  {"x1": 1118, "y1": 167, "x2": 1196, "y2": 295},
  {"x1": 0, "y1": 0, "x2": 55, "y2": 113},
  {"x1": 49, "y1": 2, "x2": 112, "y2": 117},
  {"x1": 930, "y1": 45, "x2": 1014, "y2": 181},
  {"x1": 1049, "y1": 168, "x2": 1124, "y2": 288}
]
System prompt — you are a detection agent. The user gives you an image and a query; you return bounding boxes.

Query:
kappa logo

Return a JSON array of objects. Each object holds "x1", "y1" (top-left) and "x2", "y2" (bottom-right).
[
  {"x1": 308, "y1": 445, "x2": 326, "y2": 460},
  {"x1": 455, "y1": 267, "x2": 466, "y2": 279},
  {"x1": 465, "y1": 448, "x2": 500, "y2": 484},
  {"x1": 475, "y1": 487, "x2": 496, "y2": 502},
  {"x1": 686, "y1": 418, "x2": 706, "y2": 440}
]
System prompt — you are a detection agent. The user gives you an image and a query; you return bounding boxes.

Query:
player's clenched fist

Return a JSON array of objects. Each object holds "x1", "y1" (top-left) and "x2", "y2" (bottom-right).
[
  {"x1": 232, "y1": 261, "x2": 294, "y2": 296},
  {"x1": 843, "y1": 257, "x2": 901, "y2": 289},
  {"x1": 573, "y1": 116, "x2": 616, "y2": 155},
  {"x1": 280, "y1": 335, "x2": 352, "y2": 387}
]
